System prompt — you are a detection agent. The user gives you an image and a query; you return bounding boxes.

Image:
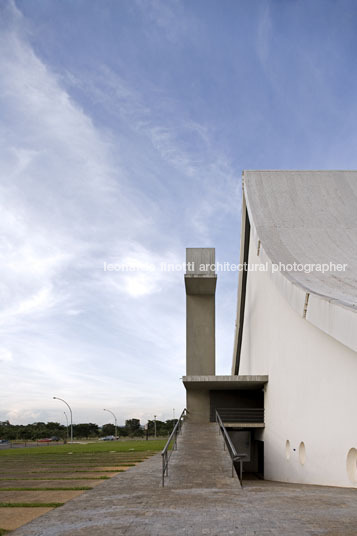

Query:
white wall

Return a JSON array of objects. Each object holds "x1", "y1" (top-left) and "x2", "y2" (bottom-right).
[{"x1": 239, "y1": 230, "x2": 357, "y2": 488}]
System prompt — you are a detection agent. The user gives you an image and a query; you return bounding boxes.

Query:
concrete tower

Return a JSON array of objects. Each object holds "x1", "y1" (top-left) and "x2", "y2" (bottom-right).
[
  {"x1": 185, "y1": 248, "x2": 216, "y2": 375},
  {"x1": 185, "y1": 248, "x2": 216, "y2": 421}
]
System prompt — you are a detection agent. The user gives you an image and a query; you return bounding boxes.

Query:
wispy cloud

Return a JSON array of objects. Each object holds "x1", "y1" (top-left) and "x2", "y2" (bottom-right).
[
  {"x1": 0, "y1": 2, "x2": 186, "y2": 423},
  {"x1": 0, "y1": 1, "x2": 241, "y2": 424},
  {"x1": 64, "y1": 64, "x2": 241, "y2": 243},
  {"x1": 134, "y1": 0, "x2": 196, "y2": 44},
  {"x1": 256, "y1": 2, "x2": 272, "y2": 67}
]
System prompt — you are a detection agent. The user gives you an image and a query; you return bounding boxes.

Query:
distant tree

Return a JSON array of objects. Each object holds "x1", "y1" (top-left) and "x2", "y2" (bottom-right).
[
  {"x1": 0, "y1": 420, "x2": 10, "y2": 426},
  {"x1": 0, "y1": 423, "x2": 17, "y2": 440},
  {"x1": 125, "y1": 419, "x2": 142, "y2": 437},
  {"x1": 102, "y1": 423, "x2": 115, "y2": 436},
  {"x1": 0, "y1": 421, "x2": 67, "y2": 441},
  {"x1": 73, "y1": 423, "x2": 99, "y2": 439},
  {"x1": 147, "y1": 419, "x2": 177, "y2": 437},
  {"x1": 17, "y1": 426, "x2": 34, "y2": 440},
  {"x1": 46, "y1": 422, "x2": 62, "y2": 430},
  {"x1": 0, "y1": 418, "x2": 178, "y2": 442},
  {"x1": 117, "y1": 426, "x2": 128, "y2": 437},
  {"x1": 147, "y1": 419, "x2": 164, "y2": 436},
  {"x1": 164, "y1": 419, "x2": 177, "y2": 433}
]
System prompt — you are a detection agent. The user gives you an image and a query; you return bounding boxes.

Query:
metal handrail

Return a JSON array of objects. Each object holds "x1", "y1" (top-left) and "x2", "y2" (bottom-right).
[
  {"x1": 216, "y1": 410, "x2": 246, "y2": 486},
  {"x1": 161, "y1": 408, "x2": 187, "y2": 487}
]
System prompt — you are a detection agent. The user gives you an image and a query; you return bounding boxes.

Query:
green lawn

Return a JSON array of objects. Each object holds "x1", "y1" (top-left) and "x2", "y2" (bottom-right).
[
  {"x1": 0, "y1": 439, "x2": 166, "y2": 457},
  {"x1": 0, "y1": 440, "x2": 168, "y2": 532}
]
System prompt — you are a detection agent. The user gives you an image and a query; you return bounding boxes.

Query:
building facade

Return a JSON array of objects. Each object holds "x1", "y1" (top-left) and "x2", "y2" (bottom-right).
[{"x1": 184, "y1": 171, "x2": 357, "y2": 488}]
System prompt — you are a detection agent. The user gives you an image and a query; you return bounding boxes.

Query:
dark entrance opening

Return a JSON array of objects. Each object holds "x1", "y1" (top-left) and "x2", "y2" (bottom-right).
[
  {"x1": 227, "y1": 430, "x2": 264, "y2": 481},
  {"x1": 209, "y1": 389, "x2": 264, "y2": 423},
  {"x1": 256, "y1": 439, "x2": 264, "y2": 479},
  {"x1": 210, "y1": 388, "x2": 265, "y2": 481}
]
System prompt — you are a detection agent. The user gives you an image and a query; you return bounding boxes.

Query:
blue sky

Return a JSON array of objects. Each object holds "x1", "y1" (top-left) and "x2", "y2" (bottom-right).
[{"x1": 1, "y1": 0, "x2": 357, "y2": 425}]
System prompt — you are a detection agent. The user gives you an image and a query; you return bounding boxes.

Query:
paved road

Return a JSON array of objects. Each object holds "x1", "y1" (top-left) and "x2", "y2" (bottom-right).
[{"x1": 12, "y1": 423, "x2": 357, "y2": 536}]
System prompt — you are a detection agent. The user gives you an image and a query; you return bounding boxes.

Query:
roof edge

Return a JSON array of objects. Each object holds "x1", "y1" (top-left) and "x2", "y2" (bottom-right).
[{"x1": 241, "y1": 172, "x2": 357, "y2": 353}]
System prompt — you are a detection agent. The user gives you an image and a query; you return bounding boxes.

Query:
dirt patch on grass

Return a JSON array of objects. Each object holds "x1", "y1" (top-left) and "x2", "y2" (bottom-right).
[
  {"x1": 0, "y1": 507, "x2": 54, "y2": 530},
  {"x1": 91, "y1": 465, "x2": 134, "y2": 471},
  {"x1": 0, "y1": 469, "x2": 120, "y2": 476},
  {"x1": 0, "y1": 490, "x2": 84, "y2": 503},
  {"x1": 1, "y1": 471, "x2": 118, "y2": 480},
  {"x1": 0, "y1": 479, "x2": 102, "y2": 489}
]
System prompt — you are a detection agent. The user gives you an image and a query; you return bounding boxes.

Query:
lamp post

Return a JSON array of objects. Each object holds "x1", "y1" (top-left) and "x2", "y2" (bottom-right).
[
  {"x1": 103, "y1": 408, "x2": 118, "y2": 439},
  {"x1": 64, "y1": 411, "x2": 69, "y2": 442},
  {"x1": 154, "y1": 415, "x2": 157, "y2": 438},
  {"x1": 53, "y1": 397, "x2": 73, "y2": 443}
]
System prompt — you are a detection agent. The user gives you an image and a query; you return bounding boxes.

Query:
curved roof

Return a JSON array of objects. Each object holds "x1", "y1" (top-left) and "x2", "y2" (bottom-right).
[{"x1": 244, "y1": 170, "x2": 357, "y2": 310}]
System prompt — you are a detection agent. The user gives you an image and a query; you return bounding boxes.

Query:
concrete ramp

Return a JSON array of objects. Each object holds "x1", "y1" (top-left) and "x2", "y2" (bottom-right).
[{"x1": 165, "y1": 422, "x2": 241, "y2": 489}]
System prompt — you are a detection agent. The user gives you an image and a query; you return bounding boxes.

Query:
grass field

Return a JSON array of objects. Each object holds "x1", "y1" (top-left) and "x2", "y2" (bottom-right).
[
  {"x1": 0, "y1": 439, "x2": 166, "y2": 532},
  {"x1": 0, "y1": 438, "x2": 166, "y2": 456}
]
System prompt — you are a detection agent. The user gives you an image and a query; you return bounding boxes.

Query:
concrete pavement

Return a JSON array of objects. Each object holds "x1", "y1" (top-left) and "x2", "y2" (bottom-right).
[{"x1": 12, "y1": 424, "x2": 357, "y2": 535}]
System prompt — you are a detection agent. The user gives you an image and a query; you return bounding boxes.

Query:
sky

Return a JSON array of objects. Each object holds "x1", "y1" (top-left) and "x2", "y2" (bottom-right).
[{"x1": 1, "y1": 0, "x2": 357, "y2": 426}]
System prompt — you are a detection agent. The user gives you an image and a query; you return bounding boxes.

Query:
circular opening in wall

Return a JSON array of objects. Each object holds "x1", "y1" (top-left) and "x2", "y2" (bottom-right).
[
  {"x1": 285, "y1": 440, "x2": 291, "y2": 460},
  {"x1": 299, "y1": 442, "x2": 306, "y2": 465},
  {"x1": 346, "y1": 448, "x2": 357, "y2": 483}
]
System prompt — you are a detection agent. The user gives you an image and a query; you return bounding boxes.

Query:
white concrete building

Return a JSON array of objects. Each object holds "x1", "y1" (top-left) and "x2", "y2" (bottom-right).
[
  {"x1": 232, "y1": 170, "x2": 357, "y2": 488},
  {"x1": 183, "y1": 171, "x2": 357, "y2": 489}
]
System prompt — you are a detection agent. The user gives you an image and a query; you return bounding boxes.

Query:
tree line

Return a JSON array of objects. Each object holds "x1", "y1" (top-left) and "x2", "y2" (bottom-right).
[{"x1": 0, "y1": 418, "x2": 177, "y2": 441}]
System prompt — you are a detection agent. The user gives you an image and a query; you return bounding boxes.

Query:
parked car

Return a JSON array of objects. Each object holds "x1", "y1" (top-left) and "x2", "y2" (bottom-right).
[
  {"x1": 0, "y1": 439, "x2": 9, "y2": 444},
  {"x1": 100, "y1": 435, "x2": 115, "y2": 441}
]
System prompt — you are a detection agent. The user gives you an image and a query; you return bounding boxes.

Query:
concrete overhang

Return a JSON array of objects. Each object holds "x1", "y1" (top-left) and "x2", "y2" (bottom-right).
[
  {"x1": 233, "y1": 170, "x2": 357, "y2": 359},
  {"x1": 182, "y1": 375, "x2": 268, "y2": 390},
  {"x1": 184, "y1": 275, "x2": 217, "y2": 295}
]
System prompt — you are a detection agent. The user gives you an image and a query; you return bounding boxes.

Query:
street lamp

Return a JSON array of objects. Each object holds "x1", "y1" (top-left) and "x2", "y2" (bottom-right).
[
  {"x1": 154, "y1": 415, "x2": 157, "y2": 438},
  {"x1": 103, "y1": 408, "x2": 118, "y2": 439},
  {"x1": 53, "y1": 397, "x2": 73, "y2": 443},
  {"x1": 64, "y1": 411, "x2": 69, "y2": 442}
]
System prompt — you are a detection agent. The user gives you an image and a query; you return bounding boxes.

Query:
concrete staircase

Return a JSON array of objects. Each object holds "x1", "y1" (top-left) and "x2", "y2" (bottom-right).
[{"x1": 165, "y1": 422, "x2": 241, "y2": 489}]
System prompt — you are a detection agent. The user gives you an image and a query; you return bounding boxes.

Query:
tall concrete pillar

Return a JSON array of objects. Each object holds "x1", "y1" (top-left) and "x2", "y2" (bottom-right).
[{"x1": 185, "y1": 248, "x2": 217, "y2": 422}]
